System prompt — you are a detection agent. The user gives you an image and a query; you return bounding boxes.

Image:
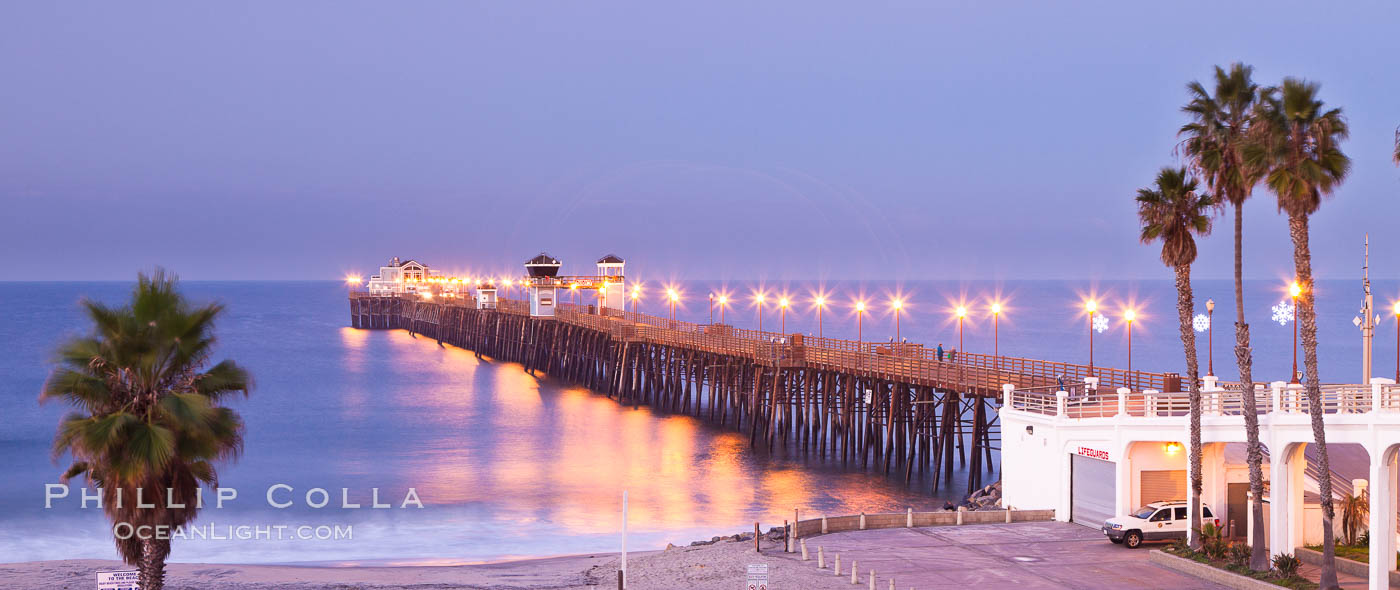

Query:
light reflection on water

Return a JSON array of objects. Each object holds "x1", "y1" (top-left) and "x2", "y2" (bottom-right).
[{"x1": 2, "y1": 282, "x2": 979, "y2": 565}]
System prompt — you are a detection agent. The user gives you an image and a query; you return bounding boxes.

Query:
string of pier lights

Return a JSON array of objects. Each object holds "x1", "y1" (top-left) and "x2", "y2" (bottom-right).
[{"x1": 629, "y1": 284, "x2": 1048, "y2": 361}]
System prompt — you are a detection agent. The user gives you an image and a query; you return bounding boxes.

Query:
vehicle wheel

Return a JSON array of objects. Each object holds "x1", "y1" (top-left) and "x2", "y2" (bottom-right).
[
  {"x1": 1109, "y1": 537, "x2": 1123, "y2": 544},
  {"x1": 1124, "y1": 531, "x2": 1142, "y2": 548}
]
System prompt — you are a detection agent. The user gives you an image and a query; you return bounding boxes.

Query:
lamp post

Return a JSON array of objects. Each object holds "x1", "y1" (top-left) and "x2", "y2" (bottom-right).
[
  {"x1": 1124, "y1": 309, "x2": 1136, "y2": 389},
  {"x1": 856, "y1": 301, "x2": 866, "y2": 344},
  {"x1": 990, "y1": 303, "x2": 1001, "y2": 358},
  {"x1": 667, "y1": 288, "x2": 678, "y2": 321},
  {"x1": 956, "y1": 306, "x2": 967, "y2": 364},
  {"x1": 755, "y1": 293, "x2": 766, "y2": 332},
  {"x1": 345, "y1": 275, "x2": 361, "y2": 290},
  {"x1": 1290, "y1": 282, "x2": 1301, "y2": 384},
  {"x1": 1206, "y1": 299, "x2": 1215, "y2": 377},
  {"x1": 718, "y1": 294, "x2": 728, "y2": 324},
  {"x1": 815, "y1": 296, "x2": 826, "y2": 338},
  {"x1": 892, "y1": 299, "x2": 904, "y2": 343},
  {"x1": 709, "y1": 293, "x2": 715, "y2": 324},
  {"x1": 1394, "y1": 301, "x2": 1399, "y2": 383},
  {"x1": 779, "y1": 297, "x2": 789, "y2": 334},
  {"x1": 1086, "y1": 300, "x2": 1097, "y2": 376},
  {"x1": 630, "y1": 285, "x2": 641, "y2": 315}
]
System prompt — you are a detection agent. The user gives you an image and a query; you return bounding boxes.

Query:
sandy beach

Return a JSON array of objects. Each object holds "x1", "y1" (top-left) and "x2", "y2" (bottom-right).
[{"x1": 0, "y1": 536, "x2": 853, "y2": 590}]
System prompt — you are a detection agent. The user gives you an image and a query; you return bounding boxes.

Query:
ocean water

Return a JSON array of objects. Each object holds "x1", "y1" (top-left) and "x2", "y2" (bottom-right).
[{"x1": 0, "y1": 278, "x2": 1390, "y2": 564}]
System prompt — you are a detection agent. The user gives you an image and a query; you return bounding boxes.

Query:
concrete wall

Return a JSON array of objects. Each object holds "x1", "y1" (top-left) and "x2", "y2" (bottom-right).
[{"x1": 792, "y1": 509, "x2": 1055, "y2": 539}]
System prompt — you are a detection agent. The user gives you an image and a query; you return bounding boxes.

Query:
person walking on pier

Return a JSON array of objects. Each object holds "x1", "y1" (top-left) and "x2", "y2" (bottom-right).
[{"x1": 937, "y1": 343, "x2": 944, "y2": 361}]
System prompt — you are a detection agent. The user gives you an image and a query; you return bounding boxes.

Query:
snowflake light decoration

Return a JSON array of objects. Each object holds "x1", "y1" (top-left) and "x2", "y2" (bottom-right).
[
  {"x1": 1192, "y1": 314, "x2": 1210, "y2": 333},
  {"x1": 1093, "y1": 314, "x2": 1109, "y2": 333},
  {"x1": 1271, "y1": 301, "x2": 1294, "y2": 326}
]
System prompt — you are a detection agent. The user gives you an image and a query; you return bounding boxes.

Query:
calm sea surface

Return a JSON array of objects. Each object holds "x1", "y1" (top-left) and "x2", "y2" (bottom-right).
[{"x1": 0, "y1": 279, "x2": 1391, "y2": 564}]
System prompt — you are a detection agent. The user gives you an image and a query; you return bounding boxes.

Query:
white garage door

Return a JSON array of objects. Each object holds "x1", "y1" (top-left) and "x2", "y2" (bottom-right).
[{"x1": 1071, "y1": 453, "x2": 1116, "y2": 528}]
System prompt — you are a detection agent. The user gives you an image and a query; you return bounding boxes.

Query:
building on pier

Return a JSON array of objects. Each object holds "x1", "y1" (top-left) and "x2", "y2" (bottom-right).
[
  {"x1": 368, "y1": 257, "x2": 444, "y2": 296},
  {"x1": 522, "y1": 252, "x2": 626, "y2": 317}
]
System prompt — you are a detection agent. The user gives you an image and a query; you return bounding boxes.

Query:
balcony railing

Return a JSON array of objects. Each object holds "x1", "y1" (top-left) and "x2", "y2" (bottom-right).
[{"x1": 1005, "y1": 379, "x2": 1400, "y2": 419}]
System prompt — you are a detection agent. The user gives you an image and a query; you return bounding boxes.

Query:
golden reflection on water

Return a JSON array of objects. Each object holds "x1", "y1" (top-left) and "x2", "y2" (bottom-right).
[{"x1": 348, "y1": 329, "x2": 902, "y2": 541}]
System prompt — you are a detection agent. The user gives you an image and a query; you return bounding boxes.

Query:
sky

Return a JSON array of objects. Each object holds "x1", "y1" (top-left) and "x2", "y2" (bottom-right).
[{"x1": 2, "y1": 1, "x2": 1398, "y2": 282}]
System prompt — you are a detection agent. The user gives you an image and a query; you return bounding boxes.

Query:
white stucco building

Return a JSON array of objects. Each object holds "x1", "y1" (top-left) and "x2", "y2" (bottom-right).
[
  {"x1": 367, "y1": 257, "x2": 443, "y2": 296},
  {"x1": 1000, "y1": 376, "x2": 1399, "y2": 590}
]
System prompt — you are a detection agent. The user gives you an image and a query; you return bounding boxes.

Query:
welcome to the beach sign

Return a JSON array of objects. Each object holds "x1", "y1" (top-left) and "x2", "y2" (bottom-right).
[{"x1": 96, "y1": 570, "x2": 139, "y2": 590}]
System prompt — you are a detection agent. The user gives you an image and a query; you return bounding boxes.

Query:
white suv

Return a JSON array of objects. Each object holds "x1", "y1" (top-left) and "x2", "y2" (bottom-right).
[{"x1": 1102, "y1": 501, "x2": 1218, "y2": 548}]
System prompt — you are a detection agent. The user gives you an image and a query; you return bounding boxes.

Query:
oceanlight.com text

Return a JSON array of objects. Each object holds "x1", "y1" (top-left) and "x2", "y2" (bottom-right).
[{"x1": 112, "y1": 523, "x2": 353, "y2": 541}]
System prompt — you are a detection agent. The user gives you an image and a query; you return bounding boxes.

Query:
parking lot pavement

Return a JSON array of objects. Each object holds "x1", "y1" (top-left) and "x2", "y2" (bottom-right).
[{"x1": 789, "y1": 521, "x2": 1230, "y2": 590}]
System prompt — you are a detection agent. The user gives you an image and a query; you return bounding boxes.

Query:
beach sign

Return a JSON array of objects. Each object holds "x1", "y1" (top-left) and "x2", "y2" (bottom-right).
[
  {"x1": 96, "y1": 570, "x2": 140, "y2": 590},
  {"x1": 746, "y1": 563, "x2": 768, "y2": 590}
]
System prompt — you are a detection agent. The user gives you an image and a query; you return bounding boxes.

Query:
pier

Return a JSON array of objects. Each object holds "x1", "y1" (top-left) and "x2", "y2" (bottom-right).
[{"x1": 348, "y1": 291, "x2": 1178, "y2": 495}]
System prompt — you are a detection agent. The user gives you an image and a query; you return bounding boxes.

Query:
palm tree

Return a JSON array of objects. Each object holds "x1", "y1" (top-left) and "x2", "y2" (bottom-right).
[
  {"x1": 1137, "y1": 166, "x2": 1215, "y2": 550},
  {"x1": 1178, "y1": 62, "x2": 1269, "y2": 570},
  {"x1": 41, "y1": 270, "x2": 251, "y2": 590},
  {"x1": 1393, "y1": 126, "x2": 1399, "y2": 165},
  {"x1": 1246, "y1": 78, "x2": 1350, "y2": 590}
]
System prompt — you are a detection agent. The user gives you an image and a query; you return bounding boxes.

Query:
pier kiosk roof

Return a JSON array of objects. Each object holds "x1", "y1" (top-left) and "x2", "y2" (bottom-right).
[{"x1": 525, "y1": 253, "x2": 562, "y2": 278}]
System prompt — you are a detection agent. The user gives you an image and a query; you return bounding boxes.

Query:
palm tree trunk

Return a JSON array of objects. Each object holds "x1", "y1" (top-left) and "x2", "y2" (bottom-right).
[
  {"x1": 1175, "y1": 263, "x2": 1204, "y2": 550},
  {"x1": 138, "y1": 536, "x2": 169, "y2": 590},
  {"x1": 1288, "y1": 213, "x2": 1339, "y2": 590},
  {"x1": 1233, "y1": 203, "x2": 1268, "y2": 571}
]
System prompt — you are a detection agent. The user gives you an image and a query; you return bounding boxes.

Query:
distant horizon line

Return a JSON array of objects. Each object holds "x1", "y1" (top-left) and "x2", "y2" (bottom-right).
[{"x1": 0, "y1": 276, "x2": 1387, "y2": 283}]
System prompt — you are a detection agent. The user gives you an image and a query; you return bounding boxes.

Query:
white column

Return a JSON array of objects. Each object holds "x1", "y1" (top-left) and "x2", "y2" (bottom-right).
[
  {"x1": 1116, "y1": 387, "x2": 1129, "y2": 417},
  {"x1": 1269, "y1": 443, "x2": 1306, "y2": 556},
  {"x1": 1056, "y1": 390, "x2": 1067, "y2": 417},
  {"x1": 1116, "y1": 441, "x2": 1134, "y2": 517},
  {"x1": 1271, "y1": 381, "x2": 1285, "y2": 414},
  {"x1": 1367, "y1": 444, "x2": 1397, "y2": 590}
]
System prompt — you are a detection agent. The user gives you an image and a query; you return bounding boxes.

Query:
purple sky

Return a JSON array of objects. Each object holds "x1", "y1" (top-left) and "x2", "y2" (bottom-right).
[{"x1": 3, "y1": 2, "x2": 1398, "y2": 281}]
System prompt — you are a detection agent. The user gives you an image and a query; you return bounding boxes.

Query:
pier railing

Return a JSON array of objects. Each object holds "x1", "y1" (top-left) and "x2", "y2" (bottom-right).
[
  {"x1": 1005, "y1": 380, "x2": 1400, "y2": 418},
  {"x1": 371, "y1": 295, "x2": 1177, "y2": 396},
  {"x1": 545, "y1": 301, "x2": 1173, "y2": 395}
]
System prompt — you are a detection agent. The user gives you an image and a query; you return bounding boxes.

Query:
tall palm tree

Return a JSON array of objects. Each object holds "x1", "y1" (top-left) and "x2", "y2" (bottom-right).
[
  {"x1": 41, "y1": 270, "x2": 251, "y2": 590},
  {"x1": 1137, "y1": 167, "x2": 1215, "y2": 550},
  {"x1": 1246, "y1": 78, "x2": 1350, "y2": 590},
  {"x1": 1393, "y1": 126, "x2": 1399, "y2": 165},
  {"x1": 1178, "y1": 62, "x2": 1269, "y2": 570}
]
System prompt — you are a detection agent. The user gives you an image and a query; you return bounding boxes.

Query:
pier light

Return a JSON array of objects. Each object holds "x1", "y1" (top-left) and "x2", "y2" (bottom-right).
[
  {"x1": 1124, "y1": 309, "x2": 1136, "y2": 389},
  {"x1": 708, "y1": 293, "x2": 715, "y2": 324},
  {"x1": 755, "y1": 292, "x2": 766, "y2": 332},
  {"x1": 717, "y1": 294, "x2": 729, "y2": 324},
  {"x1": 814, "y1": 296, "x2": 827, "y2": 338},
  {"x1": 855, "y1": 300, "x2": 866, "y2": 344},
  {"x1": 1289, "y1": 281, "x2": 1301, "y2": 383},
  {"x1": 891, "y1": 299, "x2": 905, "y2": 342},
  {"x1": 1164, "y1": 442, "x2": 1183, "y2": 455},
  {"x1": 1394, "y1": 301, "x2": 1400, "y2": 382},
  {"x1": 630, "y1": 284, "x2": 642, "y2": 314},
  {"x1": 345, "y1": 275, "x2": 361, "y2": 286},
  {"x1": 666, "y1": 288, "x2": 679, "y2": 321},
  {"x1": 954, "y1": 305, "x2": 966, "y2": 365},
  {"x1": 1085, "y1": 299, "x2": 1097, "y2": 376},
  {"x1": 779, "y1": 297, "x2": 790, "y2": 334},
  {"x1": 990, "y1": 302, "x2": 1002, "y2": 359}
]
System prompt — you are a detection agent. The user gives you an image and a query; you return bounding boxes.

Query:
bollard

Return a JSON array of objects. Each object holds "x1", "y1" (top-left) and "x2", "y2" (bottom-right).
[
  {"x1": 801, "y1": 538, "x2": 809, "y2": 561},
  {"x1": 956, "y1": 506, "x2": 965, "y2": 525},
  {"x1": 616, "y1": 569, "x2": 623, "y2": 590},
  {"x1": 850, "y1": 560, "x2": 858, "y2": 584},
  {"x1": 817, "y1": 545, "x2": 825, "y2": 568},
  {"x1": 754, "y1": 522, "x2": 760, "y2": 553},
  {"x1": 822, "y1": 515, "x2": 829, "y2": 534},
  {"x1": 906, "y1": 507, "x2": 913, "y2": 528},
  {"x1": 859, "y1": 512, "x2": 867, "y2": 530},
  {"x1": 784, "y1": 519, "x2": 790, "y2": 553},
  {"x1": 1005, "y1": 506, "x2": 1012, "y2": 523},
  {"x1": 794, "y1": 508, "x2": 800, "y2": 541},
  {"x1": 834, "y1": 554, "x2": 841, "y2": 576},
  {"x1": 888, "y1": 579, "x2": 895, "y2": 590},
  {"x1": 868, "y1": 569, "x2": 876, "y2": 590}
]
